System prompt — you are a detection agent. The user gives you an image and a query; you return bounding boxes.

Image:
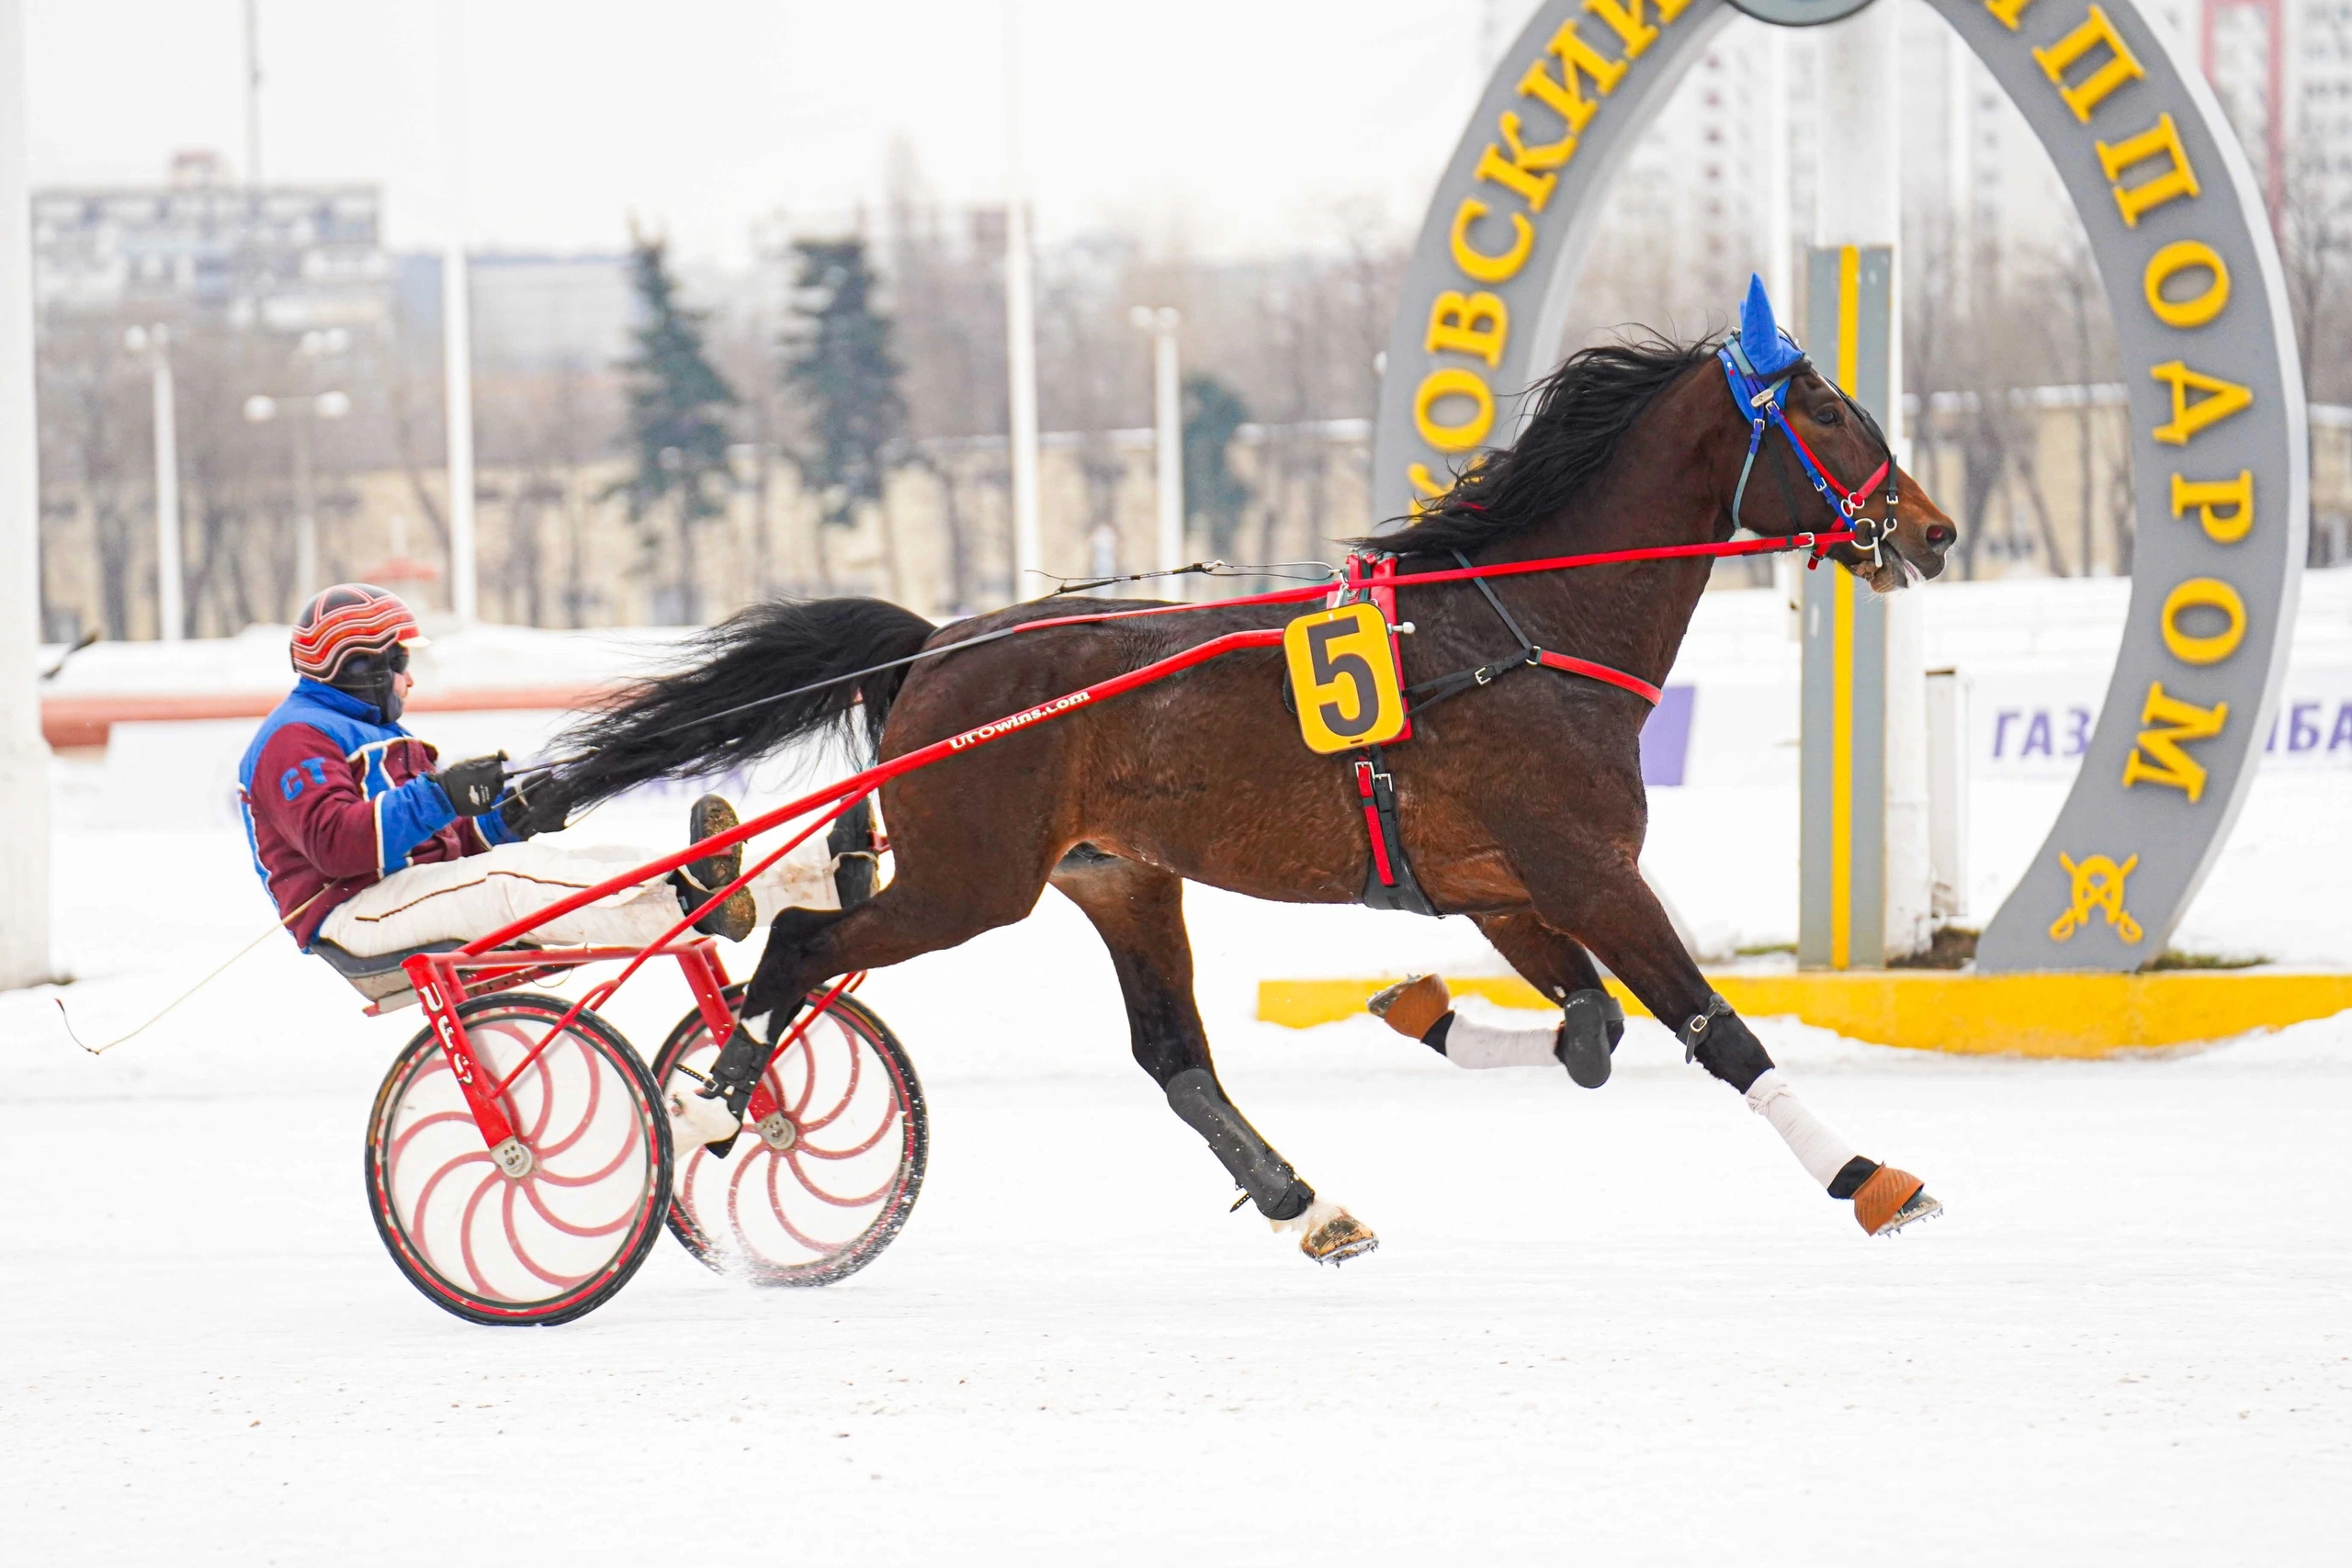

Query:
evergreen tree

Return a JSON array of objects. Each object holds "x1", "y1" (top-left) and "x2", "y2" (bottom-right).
[
  {"x1": 615, "y1": 232, "x2": 736, "y2": 622},
  {"x1": 781, "y1": 239, "x2": 907, "y2": 570},
  {"x1": 1182, "y1": 372, "x2": 1251, "y2": 559}
]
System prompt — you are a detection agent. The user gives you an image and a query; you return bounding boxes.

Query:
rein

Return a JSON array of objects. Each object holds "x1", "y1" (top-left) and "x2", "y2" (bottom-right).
[{"x1": 511, "y1": 527, "x2": 1859, "y2": 780}]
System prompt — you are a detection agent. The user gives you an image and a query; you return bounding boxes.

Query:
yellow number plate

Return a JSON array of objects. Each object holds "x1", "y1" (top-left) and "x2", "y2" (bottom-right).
[{"x1": 1283, "y1": 602, "x2": 1407, "y2": 754}]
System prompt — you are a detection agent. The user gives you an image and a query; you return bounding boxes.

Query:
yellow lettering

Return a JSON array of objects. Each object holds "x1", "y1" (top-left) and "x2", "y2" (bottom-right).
[
  {"x1": 1449, "y1": 198, "x2": 1534, "y2": 284},
  {"x1": 1516, "y1": 21, "x2": 1629, "y2": 139},
  {"x1": 1425, "y1": 290, "x2": 1510, "y2": 367},
  {"x1": 2159, "y1": 577, "x2": 2246, "y2": 665},
  {"x1": 2096, "y1": 114, "x2": 2200, "y2": 225},
  {"x1": 2120, "y1": 682, "x2": 2228, "y2": 801},
  {"x1": 1986, "y1": 0, "x2": 2038, "y2": 28},
  {"x1": 1414, "y1": 367, "x2": 1496, "y2": 453},
  {"x1": 2149, "y1": 359, "x2": 2253, "y2": 445},
  {"x1": 1473, "y1": 108, "x2": 1576, "y2": 212},
  {"x1": 1581, "y1": 0, "x2": 1660, "y2": 59},
  {"x1": 2170, "y1": 470, "x2": 2253, "y2": 544},
  {"x1": 2143, "y1": 240, "x2": 2229, "y2": 328},
  {"x1": 2031, "y1": 6, "x2": 2145, "y2": 122}
]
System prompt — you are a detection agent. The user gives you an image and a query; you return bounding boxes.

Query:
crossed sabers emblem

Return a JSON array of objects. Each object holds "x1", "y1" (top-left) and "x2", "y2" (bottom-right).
[{"x1": 2050, "y1": 852, "x2": 2143, "y2": 945}]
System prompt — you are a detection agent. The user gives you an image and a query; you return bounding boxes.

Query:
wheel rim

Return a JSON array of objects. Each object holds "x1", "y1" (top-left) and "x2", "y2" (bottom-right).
[
  {"x1": 667, "y1": 1004, "x2": 914, "y2": 1279},
  {"x1": 378, "y1": 1011, "x2": 659, "y2": 1312}
]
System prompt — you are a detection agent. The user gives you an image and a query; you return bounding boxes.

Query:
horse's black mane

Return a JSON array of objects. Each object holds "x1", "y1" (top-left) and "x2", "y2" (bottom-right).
[{"x1": 1363, "y1": 333, "x2": 1721, "y2": 558}]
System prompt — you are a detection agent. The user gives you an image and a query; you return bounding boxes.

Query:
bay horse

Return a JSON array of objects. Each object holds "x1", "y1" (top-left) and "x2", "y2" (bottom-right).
[{"x1": 547, "y1": 288, "x2": 1959, "y2": 1262}]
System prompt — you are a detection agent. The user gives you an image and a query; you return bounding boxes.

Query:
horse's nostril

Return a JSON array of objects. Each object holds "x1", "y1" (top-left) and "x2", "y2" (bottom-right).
[{"x1": 1925, "y1": 524, "x2": 1955, "y2": 547}]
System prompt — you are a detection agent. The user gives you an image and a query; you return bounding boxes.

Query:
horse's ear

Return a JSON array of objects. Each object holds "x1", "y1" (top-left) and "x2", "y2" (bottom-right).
[{"x1": 1739, "y1": 274, "x2": 1804, "y2": 377}]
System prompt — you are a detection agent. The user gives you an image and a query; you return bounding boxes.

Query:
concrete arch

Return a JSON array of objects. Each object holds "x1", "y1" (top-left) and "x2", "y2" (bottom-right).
[{"x1": 1372, "y1": 0, "x2": 2304, "y2": 971}]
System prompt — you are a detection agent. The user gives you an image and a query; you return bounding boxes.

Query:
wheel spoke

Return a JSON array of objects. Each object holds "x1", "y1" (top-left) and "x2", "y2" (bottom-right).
[
  {"x1": 526, "y1": 1037, "x2": 605, "y2": 1162},
  {"x1": 795, "y1": 1105, "x2": 899, "y2": 1162},
  {"x1": 504, "y1": 1180, "x2": 596, "y2": 1290},
  {"x1": 518, "y1": 1161, "x2": 643, "y2": 1239},
  {"x1": 797, "y1": 1022, "x2": 865, "y2": 1134},
  {"x1": 783, "y1": 1145, "x2": 900, "y2": 1209},
  {"x1": 388, "y1": 1109, "x2": 478, "y2": 1167},
  {"x1": 766, "y1": 1153, "x2": 860, "y2": 1252},
  {"x1": 457, "y1": 1167, "x2": 505, "y2": 1299}
]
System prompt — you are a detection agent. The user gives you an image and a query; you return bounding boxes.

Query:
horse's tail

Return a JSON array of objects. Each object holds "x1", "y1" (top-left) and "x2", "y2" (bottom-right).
[{"x1": 548, "y1": 596, "x2": 935, "y2": 812}]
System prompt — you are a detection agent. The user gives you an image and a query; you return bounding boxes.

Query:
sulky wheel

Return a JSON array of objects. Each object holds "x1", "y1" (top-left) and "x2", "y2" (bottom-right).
[
  {"x1": 365, "y1": 993, "x2": 673, "y2": 1327},
  {"x1": 652, "y1": 985, "x2": 927, "y2": 1287}
]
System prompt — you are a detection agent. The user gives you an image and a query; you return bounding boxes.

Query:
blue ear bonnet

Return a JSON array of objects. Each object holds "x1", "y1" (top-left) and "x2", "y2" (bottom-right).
[{"x1": 1725, "y1": 274, "x2": 1804, "y2": 406}]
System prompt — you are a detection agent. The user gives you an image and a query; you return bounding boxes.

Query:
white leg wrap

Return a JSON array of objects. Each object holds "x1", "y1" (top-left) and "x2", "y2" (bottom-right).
[
  {"x1": 1744, "y1": 1069, "x2": 1860, "y2": 1190},
  {"x1": 1441, "y1": 1014, "x2": 1563, "y2": 1069},
  {"x1": 664, "y1": 1080, "x2": 743, "y2": 1148}
]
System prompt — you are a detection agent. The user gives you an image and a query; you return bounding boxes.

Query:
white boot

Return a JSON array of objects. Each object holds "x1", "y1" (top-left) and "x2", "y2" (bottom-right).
[{"x1": 666, "y1": 1081, "x2": 742, "y2": 1149}]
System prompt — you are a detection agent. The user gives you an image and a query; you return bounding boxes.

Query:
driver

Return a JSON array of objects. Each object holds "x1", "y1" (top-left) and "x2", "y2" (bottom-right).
[{"x1": 239, "y1": 583, "x2": 764, "y2": 963}]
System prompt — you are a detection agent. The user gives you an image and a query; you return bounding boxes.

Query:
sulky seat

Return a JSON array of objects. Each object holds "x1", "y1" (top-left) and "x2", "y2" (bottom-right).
[
  {"x1": 311, "y1": 939, "x2": 467, "y2": 1010},
  {"x1": 312, "y1": 940, "x2": 540, "y2": 1011}
]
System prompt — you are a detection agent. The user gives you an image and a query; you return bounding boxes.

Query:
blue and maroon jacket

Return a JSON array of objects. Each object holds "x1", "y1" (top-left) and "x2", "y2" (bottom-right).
[{"x1": 237, "y1": 680, "x2": 517, "y2": 949}]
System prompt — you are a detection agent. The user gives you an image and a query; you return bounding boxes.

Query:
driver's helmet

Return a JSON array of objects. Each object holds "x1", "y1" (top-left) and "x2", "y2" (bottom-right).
[{"x1": 290, "y1": 583, "x2": 429, "y2": 682}]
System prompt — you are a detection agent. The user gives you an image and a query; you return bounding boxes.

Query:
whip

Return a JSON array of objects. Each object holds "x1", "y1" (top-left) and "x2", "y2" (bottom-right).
[{"x1": 52, "y1": 883, "x2": 341, "y2": 1056}]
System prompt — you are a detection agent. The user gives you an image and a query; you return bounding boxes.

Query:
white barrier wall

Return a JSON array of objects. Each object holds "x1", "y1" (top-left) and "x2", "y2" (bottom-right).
[{"x1": 1666, "y1": 572, "x2": 2352, "y2": 789}]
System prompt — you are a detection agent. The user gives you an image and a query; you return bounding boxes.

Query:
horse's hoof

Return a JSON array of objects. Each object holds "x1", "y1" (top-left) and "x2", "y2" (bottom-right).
[
  {"x1": 1277, "y1": 1199, "x2": 1379, "y2": 1265},
  {"x1": 1367, "y1": 975, "x2": 1450, "y2": 1041},
  {"x1": 1852, "y1": 1165, "x2": 1942, "y2": 1235}
]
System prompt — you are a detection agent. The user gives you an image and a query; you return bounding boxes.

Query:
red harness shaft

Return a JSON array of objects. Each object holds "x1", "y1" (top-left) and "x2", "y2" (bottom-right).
[{"x1": 1010, "y1": 528, "x2": 1853, "y2": 642}]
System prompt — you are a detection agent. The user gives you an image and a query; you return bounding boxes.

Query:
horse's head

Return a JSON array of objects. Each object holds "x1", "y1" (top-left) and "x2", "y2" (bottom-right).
[{"x1": 1722, "y1": 278, "x2": 1956, "y2": 592}]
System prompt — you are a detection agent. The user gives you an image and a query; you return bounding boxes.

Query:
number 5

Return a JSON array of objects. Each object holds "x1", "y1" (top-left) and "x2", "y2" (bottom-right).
[
  {"x1": 1306, "y1": 620, "x2": 1379, "y2": 737},
  {"x1": 1282, "y1": 603, "x2": 1406, "y2": 753}
]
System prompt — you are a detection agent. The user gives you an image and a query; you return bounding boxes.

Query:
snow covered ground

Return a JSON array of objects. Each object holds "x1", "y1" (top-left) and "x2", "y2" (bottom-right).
[{"x1": 5, "y1": 808, "x2": 2351, "y2": 1564}]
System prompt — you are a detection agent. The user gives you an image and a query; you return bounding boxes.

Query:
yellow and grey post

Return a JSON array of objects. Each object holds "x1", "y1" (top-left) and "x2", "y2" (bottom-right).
[{"x1": 1799, "y1": 246, "x2": 1894, "y2": 970}]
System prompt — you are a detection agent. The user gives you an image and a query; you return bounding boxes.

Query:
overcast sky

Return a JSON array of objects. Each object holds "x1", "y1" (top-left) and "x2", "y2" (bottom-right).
[{"x1": 23, "y1": 1, "x2": 1544, "y2": 265}]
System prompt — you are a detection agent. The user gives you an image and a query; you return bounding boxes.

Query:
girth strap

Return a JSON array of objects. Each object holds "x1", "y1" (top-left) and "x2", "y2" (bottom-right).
[{"x1": 1352, "y1": 748, "x2": 1439, "y2": 918}]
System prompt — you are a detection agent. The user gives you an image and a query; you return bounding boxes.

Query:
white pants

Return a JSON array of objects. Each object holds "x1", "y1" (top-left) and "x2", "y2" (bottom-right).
[{"x1": 316, "y1": 839, "x2": 840, "y2": 957}]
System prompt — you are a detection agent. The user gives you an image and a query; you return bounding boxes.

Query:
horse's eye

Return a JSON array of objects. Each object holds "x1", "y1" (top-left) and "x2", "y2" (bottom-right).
[{"x1": 1815, "y1": 403, "x2": 1842, "y2": 425}]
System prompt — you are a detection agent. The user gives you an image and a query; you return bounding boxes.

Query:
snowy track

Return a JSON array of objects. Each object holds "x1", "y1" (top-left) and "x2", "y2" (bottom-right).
[{"x1": 5, "y1": 831, "x2": 2350, "y2": 1564}]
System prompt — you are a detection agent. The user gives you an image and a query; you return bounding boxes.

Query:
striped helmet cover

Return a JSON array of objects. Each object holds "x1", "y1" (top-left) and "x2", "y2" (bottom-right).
[{"x1": 289, "y1": 583, "x2": 429, "y2": 681}]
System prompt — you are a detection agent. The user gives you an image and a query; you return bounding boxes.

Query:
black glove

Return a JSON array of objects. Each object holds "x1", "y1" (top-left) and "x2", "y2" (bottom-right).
[
  {"x1": 498, "y1": 777, "x2": 571, "y2": 839},
  {"x1": 435, "y1": 752, "x2": 509, "y2": 816}
]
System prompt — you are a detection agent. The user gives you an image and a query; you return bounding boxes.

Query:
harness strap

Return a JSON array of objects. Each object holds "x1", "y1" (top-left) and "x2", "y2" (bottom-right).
[
  {"x1": 1728, "y1": 416, "x2": 1769, "y2": 532},
  {"x1": 1352, "y1": 760, "x2": 1396, "y2": 886},
  {"x1": 1533, "y1": 650, "x2": 1665, "y2": 705},
  {"x1": 1454, "y1": 549, "x2": 1539, "y2": 658},
  {"x1": 1352, "y1": 748, "x2": 1440, "y2": 917}
]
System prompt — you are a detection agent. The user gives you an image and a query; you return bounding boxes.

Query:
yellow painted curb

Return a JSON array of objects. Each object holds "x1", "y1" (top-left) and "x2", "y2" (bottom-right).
[{"x1": 1258, "y1": 971, "x2": 2352, "y2": 1058}]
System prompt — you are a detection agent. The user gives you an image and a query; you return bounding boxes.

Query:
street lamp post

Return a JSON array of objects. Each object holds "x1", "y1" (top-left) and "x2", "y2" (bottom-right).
[
  {"x1": 124, "y1": 324, "x2": 182, "y2": 641},
  {"x1": 1128, "y1": 305, "x2": 1183, "y2": 580},
  {"x1": 1001, "y1": 0, "x2": 1041, "y2": 592},
  {"x1": 244, "y1": 386, "x2": 350, "y2": 604},
  {"x1": 439, "y1": 0, "x2": 478, "y2": 623}
]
